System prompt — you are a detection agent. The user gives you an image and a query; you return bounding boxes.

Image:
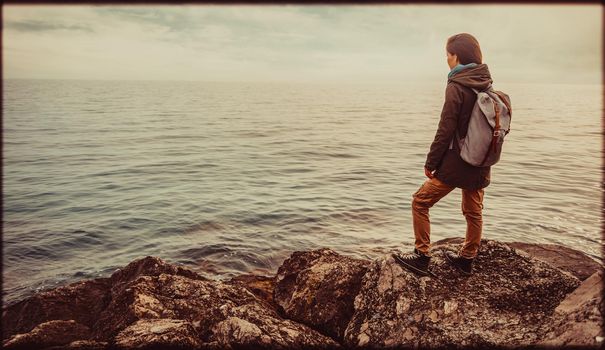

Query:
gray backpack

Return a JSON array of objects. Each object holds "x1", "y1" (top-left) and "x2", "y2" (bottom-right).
[{"x1": 449, "y1": 84, "x2": 512, "y2": 167}]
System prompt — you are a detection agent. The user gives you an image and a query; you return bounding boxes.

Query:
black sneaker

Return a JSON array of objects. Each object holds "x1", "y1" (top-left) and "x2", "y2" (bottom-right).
[
  {"x1": 445, "y1": 251, "x2": 473, "y2": 275},
  {"x1": 392, "y1": 248, "x2": 431, "y2": 276}
]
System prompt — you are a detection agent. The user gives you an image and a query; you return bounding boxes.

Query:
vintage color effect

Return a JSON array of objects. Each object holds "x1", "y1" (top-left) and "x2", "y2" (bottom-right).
[{"x1": 2, "y1": 5, "x2": 602, "y2": 307}]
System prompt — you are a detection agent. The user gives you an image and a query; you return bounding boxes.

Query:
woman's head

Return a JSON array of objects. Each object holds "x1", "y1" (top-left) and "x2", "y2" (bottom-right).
[{"x1": 446, "y1": 33, "x2": 482, "y2": 68}]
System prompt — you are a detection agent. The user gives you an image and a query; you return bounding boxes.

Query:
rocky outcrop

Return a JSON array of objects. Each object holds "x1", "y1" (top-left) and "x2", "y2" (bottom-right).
[
  {"x1": 1, "y1": 256, "x2": 210, "y2": 342},
  {"x1": 3, "y1": 256, "x2": 338, "y2": 350},
  {"x1": 2, "y1": 239, "x2": 602, "y2": 349},
  {"x1": 538, "y1": 269, "x2": 604, "y2": 346},
  {"x1": 341, "y1": 240, "x2": 581, "y2": 348},
  {"x1": 273, "y1": 248, "x2": 370, "y2": 342}
]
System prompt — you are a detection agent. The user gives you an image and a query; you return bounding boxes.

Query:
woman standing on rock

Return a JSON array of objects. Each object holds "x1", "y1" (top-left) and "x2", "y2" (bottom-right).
[{"x1": 393, "y1": 33, "x2": 495, "y2": 276}]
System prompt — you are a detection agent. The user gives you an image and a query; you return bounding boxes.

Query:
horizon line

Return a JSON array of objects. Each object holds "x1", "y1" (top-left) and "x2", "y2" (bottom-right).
[{"x1": 3, "y1": 77, "x2": 601, "y2": 86}]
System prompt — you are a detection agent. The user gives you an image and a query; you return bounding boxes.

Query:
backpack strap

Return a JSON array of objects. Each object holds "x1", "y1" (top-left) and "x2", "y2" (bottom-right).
[
  {"x1": 493, "y1": 90, "x2": 512, "y2": 135},
  {"x1": 471, "y1": 83, "x2": 493, "y2": 95}
]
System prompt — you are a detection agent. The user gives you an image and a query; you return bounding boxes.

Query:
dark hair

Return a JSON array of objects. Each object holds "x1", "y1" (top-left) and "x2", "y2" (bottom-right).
[{"x1": 446, "y1": 33, "x2": 482, "y2": 65}]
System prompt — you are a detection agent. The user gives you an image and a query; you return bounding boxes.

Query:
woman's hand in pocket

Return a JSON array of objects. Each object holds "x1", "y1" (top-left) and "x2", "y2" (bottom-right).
[{"x1": 424, "y1": 167, "x2": 435, "y2": 179}]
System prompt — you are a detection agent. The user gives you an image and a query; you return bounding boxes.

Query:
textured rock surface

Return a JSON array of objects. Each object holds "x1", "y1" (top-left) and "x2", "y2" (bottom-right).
[
  {"x1": 433, "y1": 237, "x2": 602, "y2": 281},
  {"x1": 2, "y1": 277, "x2": 112, "y2": 342},
  {"x1": 3, "y1": 256, "x2": 338, "y2": 350},
  {"x1": 44, "y1": 340, "x2": 108, "y2": 350},
  {"x1": 113, "y1": 318, "x2": 202, "y2": 349},
  {"x1": 537, "y1": 269, "x2": 604, "y2": 347},
  {"x1": 507, "y1": 241, "x2": 602, "y2": 281},
  {"x1": 273, "y1": 248, "x2": 370, "y2": 342},
  {"x1": 342, "y1": 239, "x2": 581, "y2": 347},
  {"x1": 2, "y1": 319, "x2": 91, "y2": 350},
  {"x1": 227, "y1": 274, "x2": 277, "y2": 309},
  {"x1": 2, "y1": 240, "x2": 602, "y2": 349},
  {"x1": 2, "y1": 256, "x2": 209, "y2": 342}
]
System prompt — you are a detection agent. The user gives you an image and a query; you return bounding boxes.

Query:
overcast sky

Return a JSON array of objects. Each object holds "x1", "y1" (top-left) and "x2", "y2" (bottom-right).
[{"x1": 3, "y1": 4, "x2": 601, "y2": 84}]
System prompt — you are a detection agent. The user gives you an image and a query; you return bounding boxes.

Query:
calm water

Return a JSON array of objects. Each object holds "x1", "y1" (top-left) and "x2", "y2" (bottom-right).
[{"x1": 2, "y1": 79, "x2": 602, "y2": 307}]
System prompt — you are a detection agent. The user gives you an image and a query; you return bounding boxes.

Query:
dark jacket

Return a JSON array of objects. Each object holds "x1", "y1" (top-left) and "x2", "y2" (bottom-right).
[{"x1": 424, "y1": 63, "x2": 493, "y2": 190}]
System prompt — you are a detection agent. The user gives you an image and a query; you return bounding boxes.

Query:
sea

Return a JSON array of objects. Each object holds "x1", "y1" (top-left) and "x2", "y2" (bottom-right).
[{"x1": 2, "y1": 78, "x2": 602, "y2": 307}]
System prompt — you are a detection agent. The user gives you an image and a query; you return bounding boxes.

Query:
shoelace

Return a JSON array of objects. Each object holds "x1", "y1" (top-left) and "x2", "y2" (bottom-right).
[{"x1": 399, "y1": 252, "x2": 420, "y2": 261}]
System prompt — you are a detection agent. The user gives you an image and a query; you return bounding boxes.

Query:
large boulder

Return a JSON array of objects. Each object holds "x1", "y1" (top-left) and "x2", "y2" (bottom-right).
[
  {"x1": 2, "y1": 256, "x2": 209, "y2": 342},
  {"x1": 1, "y1": 277, "x2": 111, "y2": 343},
  {"x1": 273, "y1": 248, "x2": 370, "y2": 342},
  {"x1": 537, "y1": 269, "x2": 604, "y2": 346},
  {"x1": 94, "y1": 272, "x2": 338, "y2": 349},
  {"x1": 341, "y1": 239, "x2": 581, "y2": 348}
]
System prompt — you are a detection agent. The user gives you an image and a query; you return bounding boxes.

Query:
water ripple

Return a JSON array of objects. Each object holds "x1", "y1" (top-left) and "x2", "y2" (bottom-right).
[{"x1": 2, "y1": 79, "x2": 602, "y2": 307}]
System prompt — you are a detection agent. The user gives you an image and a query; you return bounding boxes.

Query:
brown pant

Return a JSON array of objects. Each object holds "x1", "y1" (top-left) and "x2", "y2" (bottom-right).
[{"x1": 411, "y1": 176, "x2": 484, "y2": 258}]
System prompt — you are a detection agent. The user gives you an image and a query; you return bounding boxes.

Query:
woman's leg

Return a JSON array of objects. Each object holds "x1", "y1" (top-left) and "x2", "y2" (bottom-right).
[
  {"x1": 411, "y1": 177, "x2": 455, "y2": 255},
  {"x1": 460, "y1": 187, "x2": 485, "y2": 258}
]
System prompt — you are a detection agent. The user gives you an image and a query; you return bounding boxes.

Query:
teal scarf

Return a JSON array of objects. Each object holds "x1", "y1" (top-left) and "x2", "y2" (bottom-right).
[{"x1": 448, "y1": 62, "x2": 478, "y2": 79}]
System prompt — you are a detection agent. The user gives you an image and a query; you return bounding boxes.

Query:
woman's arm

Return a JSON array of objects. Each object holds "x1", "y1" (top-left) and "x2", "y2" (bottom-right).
[{"x1": 424, "y1": 82, "x2": 464, "y2": 173}]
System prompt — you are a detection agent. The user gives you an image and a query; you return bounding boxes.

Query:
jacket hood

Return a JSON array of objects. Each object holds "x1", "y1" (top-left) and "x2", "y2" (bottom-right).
[{"x1": 447, "y1": 63, "x2": 493, "y2": 90}]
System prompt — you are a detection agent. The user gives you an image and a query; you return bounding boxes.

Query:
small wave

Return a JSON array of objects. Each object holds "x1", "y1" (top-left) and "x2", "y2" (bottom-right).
[
  {"x1": 7, "y1": 243, "x2": 66, "y2": 261},
  {"x1": 237, "y1": 131, "x2": 271, "y2": 138},
  {"x1": 326, "y1": 208, "x2": 391, "y2": 226},
  {"x1": 237, "y1": 212, "x2": 297, "y2": 226},
  {"x1": 176, "y1": 243, "x2": 280, "y2": 278},
  {"x1": 298, "y1": 150, "x2": 361, "y2": 159},
  {"x1": 182, "y1": 220, "x2": 226, "y2": 234}
]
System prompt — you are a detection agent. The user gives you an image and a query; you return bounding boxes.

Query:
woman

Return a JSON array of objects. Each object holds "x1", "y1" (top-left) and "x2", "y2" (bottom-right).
[{"x1": 393, "y1": 33, "x2": 494, "y2": 276}]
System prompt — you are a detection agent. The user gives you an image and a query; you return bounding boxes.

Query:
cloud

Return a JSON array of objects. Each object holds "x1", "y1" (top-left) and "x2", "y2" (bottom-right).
[
  {"x1": 2, "y1": 4, "x2": 601, "y2": 84},
  {"x1": 92, "y1": 7, "x2": 200, "y2": 34},
  {"x1": 4, "y1": 19, "x2": 94, "y2": 32}
]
